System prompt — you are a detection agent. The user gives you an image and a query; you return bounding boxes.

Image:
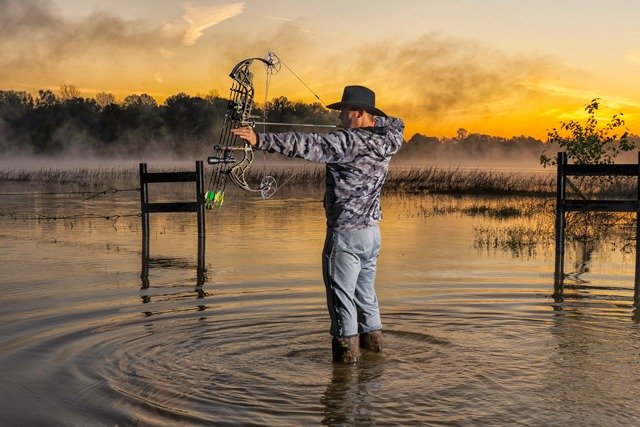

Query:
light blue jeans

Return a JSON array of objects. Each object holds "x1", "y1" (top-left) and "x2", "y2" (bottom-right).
[{"x1": 322, "y1": 225, "x2": 382, "y2": 337}]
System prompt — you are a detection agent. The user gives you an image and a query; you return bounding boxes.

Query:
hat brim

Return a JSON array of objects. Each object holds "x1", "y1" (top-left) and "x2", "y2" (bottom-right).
[{"x1": 326, "y1": 101, "x2": 387, "y2": 118}]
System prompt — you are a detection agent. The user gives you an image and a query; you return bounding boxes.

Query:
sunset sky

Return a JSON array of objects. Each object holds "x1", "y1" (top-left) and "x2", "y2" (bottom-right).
[{"x1": 2, "y1": 0, "x2": 640, "y2": 139}]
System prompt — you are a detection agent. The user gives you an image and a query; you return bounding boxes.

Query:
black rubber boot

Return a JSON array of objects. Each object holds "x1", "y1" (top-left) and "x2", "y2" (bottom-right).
[
  {"x1": 359, "y1": 330, "x2": 382, "y2": 352},
  {"x1": 331, "y1": 336, "x2": 360, "y2": 364}
]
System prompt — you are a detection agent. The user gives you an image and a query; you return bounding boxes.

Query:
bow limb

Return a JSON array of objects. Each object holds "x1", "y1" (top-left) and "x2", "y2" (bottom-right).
[{"x1": 228, "y1": 145, "x2": 254, "y2": 192}]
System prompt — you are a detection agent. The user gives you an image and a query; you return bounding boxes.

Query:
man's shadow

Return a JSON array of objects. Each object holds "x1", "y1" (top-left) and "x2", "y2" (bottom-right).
[{"x1": 320, "y1": 353, "x2": 384, "y2": 425}]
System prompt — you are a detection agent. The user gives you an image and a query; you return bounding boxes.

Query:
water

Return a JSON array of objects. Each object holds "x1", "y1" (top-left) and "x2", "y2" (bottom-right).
[{"x1": 2, "y1": 184, "x2": 640, "y2": 425}]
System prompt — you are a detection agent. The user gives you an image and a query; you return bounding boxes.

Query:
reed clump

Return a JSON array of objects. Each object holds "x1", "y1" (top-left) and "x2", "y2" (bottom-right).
[
  {"x1": 0, "y1": 167, "x2": 138, "y2": 188},
  {"x1": 384, "y1": 166, "x2": 556, "y2": 196}
]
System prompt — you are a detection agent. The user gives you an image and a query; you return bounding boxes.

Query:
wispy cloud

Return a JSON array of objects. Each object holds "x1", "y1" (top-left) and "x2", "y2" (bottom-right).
[
  {"x1": 522, "y1": 79, "x2": 640, "y2": 110},
  {"x1": 626, "y1": 50, "x2": 640, "y2": 67},
  {"x1": 160, "y1": 47, "x2": 176, "y2": 59},
  {"x1": 258, "y1": 15, "x2": 314, "y2": 34},
  {"x1": 339, "y1": 33, "x2": 561, "y2": 121},
  {"x1": 181, "y1": 2, "x2": 244, "y2": 46},
  {"x1": 259, "y1": 15, "x2": 293, "y2": 22}
]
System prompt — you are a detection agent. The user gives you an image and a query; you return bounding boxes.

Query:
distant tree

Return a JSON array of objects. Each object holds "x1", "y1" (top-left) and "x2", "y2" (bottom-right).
[
  {"x1": 466, "y1": 133, "x2": 505, "y2": 145},
  {"x1": 59, "y1": 84, "x2": 81, "y2": 101},
  {"x1": 0, "y1": 90, "x2": 34, "y2": 108},
  {"x1": 200, "y1": 89, "x2": 221, "y2": 103},
  {"x1": 118, "y1": 94, "x2": 164, "y2": 146},
  {"x1": 407, "y1": 133, "x2": 439, "y2": 146},
  {"x1": 265, "y1": 96, "x2": 295, "y2": 123},
  {"x1": 263, "y1": 96, "x2": 336, "y2": 129},
  {"x1": 540, "y1": 98, "x2": 634, "y2": 166},
  {"x1": 30, "y1": 91, "x2": 65, "y2": 154},
  {"x1": 97, "y1": 103, "x2": 127, "y2": 144},
  {"x1": 162, "y1": 92, "x2": 215, "y2": 143},
  {"x1": 35, "y1": 90, "x2": 58, "y2": 108},
  {"x1": 95, "y1": 92, "x2": 116, "y2": 109},
  {"x1": 394, "y1": 133, "x2": 438, "y2": 161},
  {"x1": 61, "y1": 97, "x2": 99, "y2": 131},
  {"x1": 123, "y1": 94, "x2": 158, "y2": 108},
  {"x1": 0, "y1": 91, "x2": 34, "y2": 150},
  {"x1": 455, "y1": 128, "x2": 469, "y2": 143}
]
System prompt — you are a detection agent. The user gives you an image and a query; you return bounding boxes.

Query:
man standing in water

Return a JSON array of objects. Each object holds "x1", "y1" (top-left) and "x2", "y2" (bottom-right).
[{"x1": 232, "y1": 86, "x2": 404, "y2": 363}]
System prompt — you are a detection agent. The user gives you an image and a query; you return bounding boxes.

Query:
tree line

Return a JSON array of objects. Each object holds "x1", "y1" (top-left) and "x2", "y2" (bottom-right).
[
  {"x1": 0, "y1": 86, "x2": 336, "y2": 158},
  {"x1": 397, "y1": 130, "x2": 546, "y2": 164},
  {"x1": 2, "y1": 86, "x2": 633, "y2": 163}
]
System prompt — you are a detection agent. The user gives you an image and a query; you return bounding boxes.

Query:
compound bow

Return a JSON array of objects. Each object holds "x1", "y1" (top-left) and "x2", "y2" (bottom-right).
[
  {"x1": 205, "y1": 52, "x2": 337, "y2": 209},
  {"x1": 205, "y1": 52, "x2": 281, "y2": 208}
]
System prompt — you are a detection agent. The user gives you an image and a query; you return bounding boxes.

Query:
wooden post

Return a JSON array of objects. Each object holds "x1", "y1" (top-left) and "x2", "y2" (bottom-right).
[
  {"x1": 635, "y1": 152, "x2": 640, "y2": 306},
  {"x1": 554, "y1": 152, "x2": 567, "y2": 295},
  {"x1": 195, "y1": 160, "x2": 206, "y2": 285},
  {"x1": 140, "y1": 163, "x2": 150, "y2": 287}
]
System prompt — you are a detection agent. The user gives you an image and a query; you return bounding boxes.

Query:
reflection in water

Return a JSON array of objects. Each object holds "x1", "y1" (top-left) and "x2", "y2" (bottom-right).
[
  {"x1": 140, "y1": 253, "x2": 208, "y2": 312},
  {"x1": 140, "y1": 215, "x2": 207, "y2": 290},
  {"x1": 566, "y1": 239, "x2": 597, "y2": 284},
  {"x1": 321, "y1": 355, "x2": 384, "y2": 425},
  {"x1": 546, "y1": 303, "x2": 640, "y2": 425}
]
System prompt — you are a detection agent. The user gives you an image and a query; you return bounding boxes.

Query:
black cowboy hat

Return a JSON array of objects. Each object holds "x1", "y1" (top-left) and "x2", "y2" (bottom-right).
[{"x1": 326, "y1": 85, "x2": 387, "y2": 117}]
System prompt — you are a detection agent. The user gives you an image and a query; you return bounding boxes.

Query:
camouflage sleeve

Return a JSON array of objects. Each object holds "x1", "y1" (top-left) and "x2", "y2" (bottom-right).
[
  {"x1": 256, "y1": 130, "x2": 358, "y2": 163},
  {"x1": 375, "y1": 116, "x2": 405, "y2": 134}
]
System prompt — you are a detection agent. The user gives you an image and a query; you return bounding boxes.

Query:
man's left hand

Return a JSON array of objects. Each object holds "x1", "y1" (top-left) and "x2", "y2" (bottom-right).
[{"x1": 231, "y1": 127, "x2": 258, "y2": 147}]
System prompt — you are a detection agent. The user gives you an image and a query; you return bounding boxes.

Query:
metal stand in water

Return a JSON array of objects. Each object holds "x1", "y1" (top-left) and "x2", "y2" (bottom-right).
[
  {"x1": 139, "y1": 161, "x2": 206, "y2": 287},
  {"x1": 554, "y1": 151, "x2": 640, "y2": 305}
]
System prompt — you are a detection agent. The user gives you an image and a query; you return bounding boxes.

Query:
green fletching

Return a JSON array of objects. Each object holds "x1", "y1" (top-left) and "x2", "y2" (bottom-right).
[{"x1": 204, "y1": 191, "x2": 215, "y2": 209}]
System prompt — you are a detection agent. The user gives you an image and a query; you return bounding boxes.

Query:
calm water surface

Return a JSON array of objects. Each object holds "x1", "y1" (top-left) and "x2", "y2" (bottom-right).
[{"x1": 1, "y1": 183, "x2": 640, "y2": 425}]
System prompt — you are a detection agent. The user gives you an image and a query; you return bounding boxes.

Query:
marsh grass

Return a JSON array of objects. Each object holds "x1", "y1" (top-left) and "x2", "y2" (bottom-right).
[
  {"x1": 0, "y1": 167, "x2": 138, "y2": 189},
  {"x1": 0, "y1": 164, "x2": 557, "y2": 196},
  {"x1": 384, "y1": 166, "x2": 556, "y2": 196},
  {"x1": 565, "y1": 175, "x2": 638, "y2": 200},
  {"x1": 3, "y1": 163, "x2": 640, "y2": 199}
]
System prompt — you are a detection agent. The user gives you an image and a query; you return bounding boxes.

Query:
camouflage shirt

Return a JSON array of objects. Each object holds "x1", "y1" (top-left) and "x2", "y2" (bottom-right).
[{"x1": 257, "y1": 116, "x2": 404, "y2": 230}]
